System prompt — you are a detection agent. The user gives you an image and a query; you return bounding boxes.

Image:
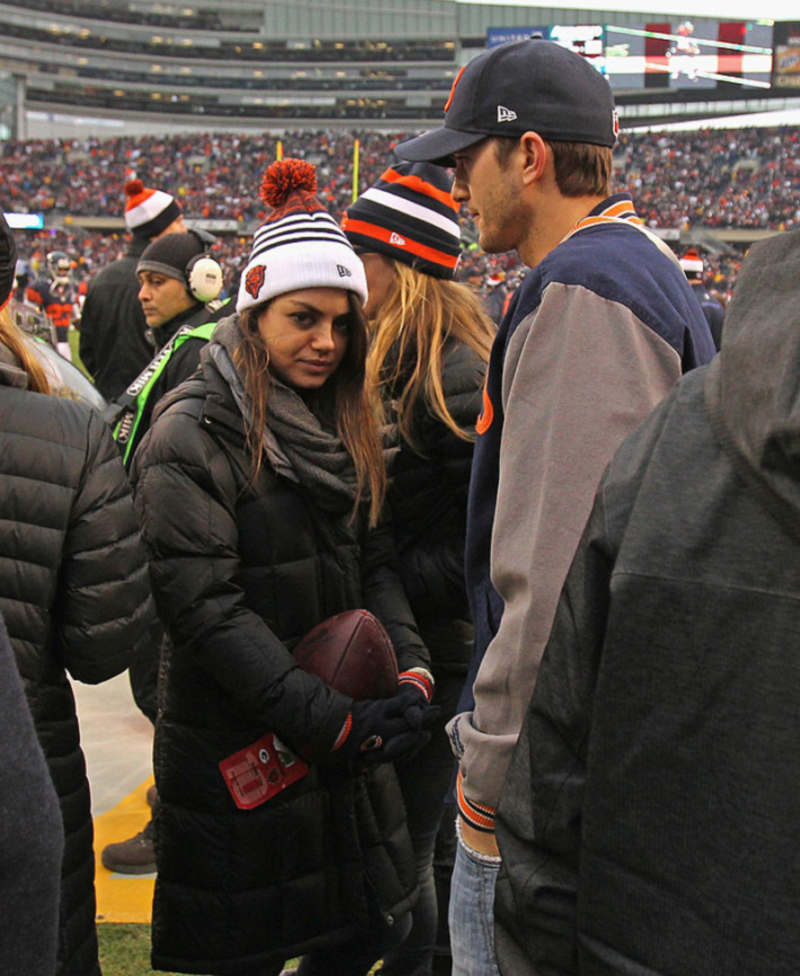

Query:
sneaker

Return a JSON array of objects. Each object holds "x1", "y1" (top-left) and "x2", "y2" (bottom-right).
[{"x1": 101, "y1": 818, "x2": 156, "y2": 875}]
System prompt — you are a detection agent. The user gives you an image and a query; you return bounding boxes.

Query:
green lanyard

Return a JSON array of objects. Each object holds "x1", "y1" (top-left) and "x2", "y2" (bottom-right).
[{"x1": 114, "y1": 320, "x2": 217, "y2": 465}]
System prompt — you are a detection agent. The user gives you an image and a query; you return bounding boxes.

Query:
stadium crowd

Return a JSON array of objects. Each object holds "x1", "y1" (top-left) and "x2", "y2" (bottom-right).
[{"x1": 4, "y1": 123, "x2": 794, "y2": 306}]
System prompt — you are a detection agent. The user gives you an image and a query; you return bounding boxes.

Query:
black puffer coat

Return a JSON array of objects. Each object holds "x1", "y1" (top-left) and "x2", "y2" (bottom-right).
[
  {"x1": 133, "y1": 343, "x2": 428, "y2": 974},
  {"x1": 0, "y1": 355, "x2": 154, "y2": 976},
  {"x1": 388, "y1": 339, "x2": 486, "y2": 672}
]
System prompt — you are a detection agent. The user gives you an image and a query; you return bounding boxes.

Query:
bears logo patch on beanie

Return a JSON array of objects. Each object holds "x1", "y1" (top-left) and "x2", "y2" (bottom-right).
[
  {"x1": 124, "y1": 179, "x2": 182, "y2": 240},
  {"x1": 342, "y1": 161, "x2": 461, "y2": 280},
  {"x1": 236, "y1": 159, "x2": 367, "y2": 314}
]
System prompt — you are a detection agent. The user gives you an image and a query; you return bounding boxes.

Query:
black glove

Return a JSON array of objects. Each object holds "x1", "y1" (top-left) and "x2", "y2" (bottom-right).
[{"x1": 334, "y1": 695, "x2": 440, "y2": 765}]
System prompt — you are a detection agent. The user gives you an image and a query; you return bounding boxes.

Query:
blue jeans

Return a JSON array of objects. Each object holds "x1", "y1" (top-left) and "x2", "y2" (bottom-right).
[{"x1": 449, "y1": 822, "x2": 501, "y2": 976}]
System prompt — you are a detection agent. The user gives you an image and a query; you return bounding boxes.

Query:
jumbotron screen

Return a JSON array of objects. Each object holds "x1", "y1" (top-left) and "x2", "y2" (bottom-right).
[{"x1": 487, "y1": 21, "x2": 775, "y2": 93}]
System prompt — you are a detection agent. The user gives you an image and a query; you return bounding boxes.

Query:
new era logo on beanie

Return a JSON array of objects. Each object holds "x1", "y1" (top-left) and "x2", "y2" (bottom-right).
[
  {"x1": 124, "y1": 179, "x2": 182, "y2": 240},
  {"x1": 395, "y1": 38, "x2": 617, "y2": 167},
  {"x1": 341, "y1": 161, "x2": 461, "y2": 280},
  {"x1": 236, "y1": 159, "x2": 367, "y2": 314}
]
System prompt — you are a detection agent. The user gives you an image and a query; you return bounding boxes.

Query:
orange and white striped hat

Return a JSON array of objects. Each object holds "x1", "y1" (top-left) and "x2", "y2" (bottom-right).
[
  {"x1": 124, "y1": 179, "x2": 182, "y2": 239},
  {"x1": 342, "y1": 161, "x2": 461, "y2": 280}
]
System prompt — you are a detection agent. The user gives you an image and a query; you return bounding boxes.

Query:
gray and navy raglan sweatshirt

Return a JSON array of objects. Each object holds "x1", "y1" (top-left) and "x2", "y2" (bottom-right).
[{"x1": 448, "y1": 193, "x2": 716, "y2": 836}]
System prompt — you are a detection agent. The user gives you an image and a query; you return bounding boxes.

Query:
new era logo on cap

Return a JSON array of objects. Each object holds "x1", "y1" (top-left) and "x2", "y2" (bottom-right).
[
  {"x1": 337, "y1": 264, "x2": 353, "y2": 278},
  {"x1": 390, "y1": 232, "x2": 406, "y2": 246},
  {"x1": 497, "y1": 105, "x2": 517, "y2": 123}
]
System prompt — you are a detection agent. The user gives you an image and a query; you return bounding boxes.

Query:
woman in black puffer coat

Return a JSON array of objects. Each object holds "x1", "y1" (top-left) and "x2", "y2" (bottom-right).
[
  {"x1": 0, "y1": 215, "x2": 154, "y2": 976},
  {"x1": 343, "y1": 161, "x2": 495, "y2": 976},
  {"x1": 132, "y1": 161, "x2": 437, "y2": 976}
]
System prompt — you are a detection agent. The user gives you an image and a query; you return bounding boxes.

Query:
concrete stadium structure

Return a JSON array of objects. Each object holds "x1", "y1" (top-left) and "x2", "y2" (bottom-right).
[{"x1": 0, "y1": 0, "x2": 798, "y2": 140}]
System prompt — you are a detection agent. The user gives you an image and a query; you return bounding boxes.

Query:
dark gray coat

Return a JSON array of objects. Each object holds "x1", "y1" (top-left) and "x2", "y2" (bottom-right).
[
  {"x1": 495, "y1": 229, "x2": 800, "y2": 976},
  {"x1": 0, "y1": 359, "x2": 154, "y2": 976}
]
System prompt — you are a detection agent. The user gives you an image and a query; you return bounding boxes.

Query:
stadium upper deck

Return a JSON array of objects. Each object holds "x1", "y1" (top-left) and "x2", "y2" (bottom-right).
[{"x1": 0, "y1": 0, "x2": 797, "y2": 137}]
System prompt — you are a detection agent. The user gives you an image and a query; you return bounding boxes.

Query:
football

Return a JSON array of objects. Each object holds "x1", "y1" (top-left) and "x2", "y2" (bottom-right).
[{"x1": 293, "y1": 609, "x2": 398, "y2": 701}]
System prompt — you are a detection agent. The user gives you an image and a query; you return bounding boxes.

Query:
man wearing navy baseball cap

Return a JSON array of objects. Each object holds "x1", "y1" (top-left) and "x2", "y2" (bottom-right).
[{"x1": 398, "y1": 38, "x2": 717, "y2": 976}]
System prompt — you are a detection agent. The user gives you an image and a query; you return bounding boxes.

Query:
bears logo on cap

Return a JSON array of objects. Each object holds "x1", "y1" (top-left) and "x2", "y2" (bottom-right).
[{"x1": 245, "y1": 265, "x2": 266, "y2": 300}]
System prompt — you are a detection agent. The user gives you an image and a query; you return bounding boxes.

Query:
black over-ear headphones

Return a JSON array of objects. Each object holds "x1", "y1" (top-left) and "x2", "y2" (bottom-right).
[{"x1": 185, "y1": 228, "x2": 224, "y2": 304}]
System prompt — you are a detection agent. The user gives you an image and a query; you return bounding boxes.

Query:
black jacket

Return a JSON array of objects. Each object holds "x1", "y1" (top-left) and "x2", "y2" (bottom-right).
[
  {"x1": 133, "y1": 338, "x2": 427, "y2": 973},
  {"x1": 0, "y1": 355, "x2": 154, "y2": 976},
  {"x1": 117, "y1": 299, "x2": 219, "y2": 470},
  {"x1": 388, "y1": 338, "x2": 486, "y2": 672},
  {"x1": 495, "y1": 229, "x2": 800, "y2": 976},
  {"x1": 79, "y1": 237, "x2": 154, "y2": 400}
]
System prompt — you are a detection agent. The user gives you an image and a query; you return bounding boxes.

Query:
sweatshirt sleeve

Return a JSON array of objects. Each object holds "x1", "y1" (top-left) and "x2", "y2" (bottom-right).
[{"x1": 451, "y1": 281, "x2": 682, "y2": 831}]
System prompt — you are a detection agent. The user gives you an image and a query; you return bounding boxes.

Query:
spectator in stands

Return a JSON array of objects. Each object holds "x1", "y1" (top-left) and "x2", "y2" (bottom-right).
[
  {"x1": 482, "y1": 271, "x2": 508, "y2": 325},
  {"x1": 0, "y1": 211, "x2": 153, "y2": 976},
  {"x1": 680, "y1": 247, "x2": 726, "y2": 351},
  {"x1": 343, "y1": 160, "x2": 495, "y2": 976},
  {"x1": 495, "y1": 226, "x2": 800, "y2": 976},
  {"x1": 79, "y1": 178, "x2": 186, "y2": 400},
  {"x1": 396, "y1": 37, "x2": 716, "y2": 976},
  {"x1": 133, "y1": 159, "x2": 437, "y2": 976},
  {"x1": 25, "y1": 248, "x2": 79, "y2": 360}
]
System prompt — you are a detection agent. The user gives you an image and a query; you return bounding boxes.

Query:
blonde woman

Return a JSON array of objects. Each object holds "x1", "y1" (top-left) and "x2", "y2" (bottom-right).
[
  {"x1": 133, "y1": 160, "x2": 438, "y2": 976},
  {"x1": 343, "y1": 160, "x2": 495, "y2": 976}
]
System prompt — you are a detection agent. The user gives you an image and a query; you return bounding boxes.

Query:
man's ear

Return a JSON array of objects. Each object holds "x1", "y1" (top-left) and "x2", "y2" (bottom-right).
[{"x1": 518, "y1": 131, "x2": 549, "y2": 186}]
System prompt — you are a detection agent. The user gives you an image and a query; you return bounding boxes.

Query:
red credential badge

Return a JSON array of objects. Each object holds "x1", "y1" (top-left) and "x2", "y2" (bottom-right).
[{"x1": 219, "y1": 732, "x2": 309, "y2": 810}]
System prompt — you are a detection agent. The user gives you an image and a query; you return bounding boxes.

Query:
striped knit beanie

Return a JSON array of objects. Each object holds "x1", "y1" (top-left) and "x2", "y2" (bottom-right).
[
  {"x1": 124, "y1": 179, "x2": 182, "y2": 239},
  {"x1": 237, "y1": 159, "x2": 367, "y2": 314},
  {"x1": 341, "y1": 161, "x2": 461, "y2": 280},
  {"x1": 680, "y1": 248, "x2": 704, "y2": 279}
]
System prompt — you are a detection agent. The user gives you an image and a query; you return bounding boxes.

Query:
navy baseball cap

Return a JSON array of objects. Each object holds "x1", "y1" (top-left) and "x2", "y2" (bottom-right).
[{"x1": 395, "y1": 38, "x2": 618, "y2": 167}]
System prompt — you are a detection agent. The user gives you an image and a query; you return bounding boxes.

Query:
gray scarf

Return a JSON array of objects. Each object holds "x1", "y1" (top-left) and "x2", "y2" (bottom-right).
[{"x1": 209, "y1": 316, "x2": 359, "y2": 517}]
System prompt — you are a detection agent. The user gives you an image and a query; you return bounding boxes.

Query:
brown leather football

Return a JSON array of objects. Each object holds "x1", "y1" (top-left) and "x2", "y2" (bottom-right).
[{"x1": 293, "y1": 609, "x2": 398, "y2": 701}]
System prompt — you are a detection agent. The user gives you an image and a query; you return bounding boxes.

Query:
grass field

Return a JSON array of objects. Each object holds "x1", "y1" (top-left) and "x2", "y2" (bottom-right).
[{"x1": 98, "y1": 924, "x2": 157, "y2": 975}]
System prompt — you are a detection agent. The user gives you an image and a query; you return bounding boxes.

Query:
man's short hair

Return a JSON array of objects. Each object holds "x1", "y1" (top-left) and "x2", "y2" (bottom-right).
[{"x1": 493, "y1": 136, "x2": 612, "y2": 199}]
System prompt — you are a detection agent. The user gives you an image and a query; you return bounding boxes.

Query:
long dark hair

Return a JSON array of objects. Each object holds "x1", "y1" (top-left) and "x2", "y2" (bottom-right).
[{"x1": 234, "y1": 291, "x2": 386, "y2": 526}]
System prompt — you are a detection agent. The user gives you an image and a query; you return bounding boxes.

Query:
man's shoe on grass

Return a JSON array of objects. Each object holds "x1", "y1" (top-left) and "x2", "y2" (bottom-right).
[{"x1": 101, "y1": 819, "x2": 156, "y2": 875}]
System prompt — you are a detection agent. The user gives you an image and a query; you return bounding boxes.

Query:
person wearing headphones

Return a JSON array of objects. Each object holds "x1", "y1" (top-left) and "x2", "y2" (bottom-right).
[
  {"x1": 107, "y1": 229, "x2": 228, "y2": 473},
  {"x1": 100, "y1": 229, "x2": 227, "y2": 876}
]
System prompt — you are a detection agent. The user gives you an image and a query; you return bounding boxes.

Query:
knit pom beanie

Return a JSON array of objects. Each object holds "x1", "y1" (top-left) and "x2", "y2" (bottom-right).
[
  {"x1": 236, "y1": 159, "x2": 367, "y2": 314},
  {"x1": 124, "y1": 179, "x2": 182, "y2": 239},
  {"x1": 342, "y1": 161, "x2": 461, "y2": 279}
]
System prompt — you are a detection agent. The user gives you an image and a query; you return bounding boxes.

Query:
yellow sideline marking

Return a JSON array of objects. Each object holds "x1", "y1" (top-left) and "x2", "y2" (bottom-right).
[{"x1": 94, "y1": 776, "x2": 155, "y2": 924}]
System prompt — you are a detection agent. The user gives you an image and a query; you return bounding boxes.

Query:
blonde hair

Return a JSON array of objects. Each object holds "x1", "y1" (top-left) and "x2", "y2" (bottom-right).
[
  {"x1": 367, "y1": 260, "x2": 495, "y2": 450},
  {"x1": 234, "y1": 293, "x2": 386, "y2": 527},
  {"x1": 0, "y1": 305, "x2": 51, "y2": 394}
]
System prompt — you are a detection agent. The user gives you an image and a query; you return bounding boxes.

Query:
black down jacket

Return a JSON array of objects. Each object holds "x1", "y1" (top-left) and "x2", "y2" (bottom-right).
[
  {"x1": 388, "y1": 338, "x2": 486, "y2": 672},
  {"x1": 0, "y1": 357, "x2": 154, "y2": 976},
  {"x1": 132, "y1": 347, "x2": 429, "y2": 974}
]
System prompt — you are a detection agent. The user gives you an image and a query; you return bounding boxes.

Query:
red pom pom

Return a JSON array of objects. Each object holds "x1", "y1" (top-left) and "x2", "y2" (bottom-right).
[
  {"x1": 259, "y1": 159, "x2": 317, "y2": 209},
  {"x1": 125, "y1": 178, "x2": 144, "y2": 198}
]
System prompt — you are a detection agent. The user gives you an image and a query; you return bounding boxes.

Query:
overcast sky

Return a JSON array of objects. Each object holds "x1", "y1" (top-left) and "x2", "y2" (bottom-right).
[{"x1": 456, "y1": 0, "x2": 790, "y2": 22}]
